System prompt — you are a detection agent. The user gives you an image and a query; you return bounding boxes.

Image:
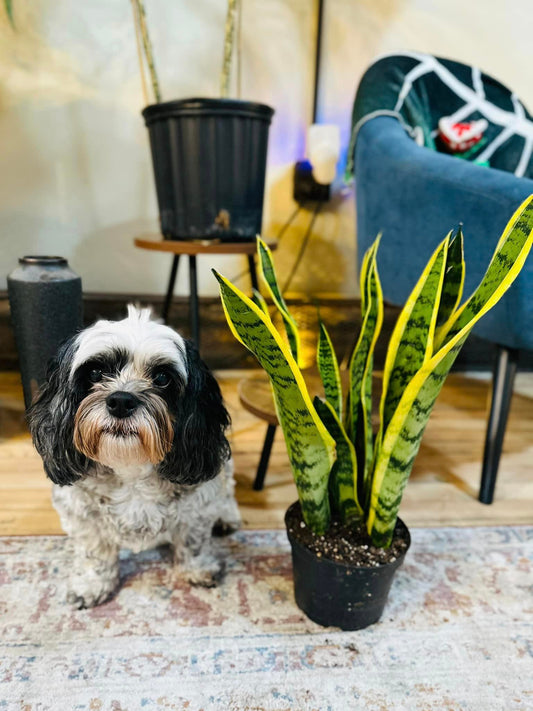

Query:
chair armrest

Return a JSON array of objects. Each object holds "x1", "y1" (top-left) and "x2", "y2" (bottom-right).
[{"x1": 354, "y1": 116, "x2": 533, "y2": 349}]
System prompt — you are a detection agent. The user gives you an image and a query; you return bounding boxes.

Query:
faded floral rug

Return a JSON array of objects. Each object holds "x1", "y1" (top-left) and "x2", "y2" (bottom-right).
[{"x1": 0, "y1": 527, "x2": 531, "y2": 711}]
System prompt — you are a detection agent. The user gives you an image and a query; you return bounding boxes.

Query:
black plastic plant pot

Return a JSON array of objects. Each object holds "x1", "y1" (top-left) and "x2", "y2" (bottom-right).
[
  {"x1": 285, "y1": 502, "x2": 411, "y2": 630},
  {"x1": 142, "y1": 98, "x2": 274, "y2": 242}
]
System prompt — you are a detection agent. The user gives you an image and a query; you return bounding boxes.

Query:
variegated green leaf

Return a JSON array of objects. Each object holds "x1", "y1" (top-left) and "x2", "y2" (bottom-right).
[
  {"x1": 368, "y1": 194, "x2": 533, "y2": 547},
  {"x1": 313, "y1": 396, "x2": 363, "y2": 521},
  {"x1": 359, "y1": 354, "x2": 374, "y2": 508},
  {"x1": 257, "y1": 238, "x2": 301, "y2": 365},
  {"x1": 437, "y1": 195, "x2": 533, "y2": 349},
  {"x1": 368, "y1": 333, "x2": 467, "y2": 547},
  {"x1": 317, "y1": 320, "x2": 342, "y2": 419},
  {"x1": 381, "y1": 236, "x2": 449, "y2": 435},
  {"x1": 436, "y1": 228, "x2": 465, "y2": 329},
  {"x1": 252, "y1": 288, "x2": 270, "y2": 316},
  {"x1": 213, "y1": 269, "x2": 335, "y2": 534},
  {"x1": 360, "y1": 265, "x2": 383, "y2": 507},
  {"x1": 359, "y1": 235, "x2": 380, "y2": 314},
  {"x1": 347, "y1": 249, "x2": 383, "y2": 460}
]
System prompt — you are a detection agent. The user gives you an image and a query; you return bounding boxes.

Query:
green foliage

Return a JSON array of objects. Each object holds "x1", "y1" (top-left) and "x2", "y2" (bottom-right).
[
  {"x1": 214, "y1": 270, "x2": 335, "y2": 534},
  {"x1": 313, "y1": 396, "x2": 363, "y2": 521},
  {"x1": 436, "y1": 229, "x2": 464, "y2": 328},
  {"x1": 317, "y1": 321, "x2": 342, "y2": 419},
  {"x1": 257, "y1": 238, "x2": 301, "y2": 364},
  {"x1": 216, "y1": 195, "x2": 533, "y2": 547},
  {"x1": 380, "y1": 236, "x2": 448, "y2": 437}
]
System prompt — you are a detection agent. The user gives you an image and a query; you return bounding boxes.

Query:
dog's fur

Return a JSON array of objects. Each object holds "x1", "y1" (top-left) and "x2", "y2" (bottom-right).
[{"x1": 28, "y1": 306, "x2": 241, "y2": 608}]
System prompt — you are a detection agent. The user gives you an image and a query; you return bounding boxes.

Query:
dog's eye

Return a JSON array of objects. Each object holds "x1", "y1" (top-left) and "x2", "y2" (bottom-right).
[
  {"x1": 153, "y1": 371, "x2": 170, "y2": 387},
  {"x1": 89, "y1": 368, "x2": 103, "y2": 383}
]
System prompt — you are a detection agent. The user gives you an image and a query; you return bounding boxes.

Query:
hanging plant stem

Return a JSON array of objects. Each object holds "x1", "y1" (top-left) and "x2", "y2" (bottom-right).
[
  {"x1": 4, "y1": 0, "x2": 15, "y2": 28},
  {"x1": 130, "y1": 0, "x2": 149, "y2": 106},
  {"x1": 236, "y1": 0, "x2": 242, "y2": 98},
  {"x1": 220, "y1": 0, "x2": 237, "y2": 98},
  {"x1": 132, "y1": 0, "x2": 161, "y2": 103}
]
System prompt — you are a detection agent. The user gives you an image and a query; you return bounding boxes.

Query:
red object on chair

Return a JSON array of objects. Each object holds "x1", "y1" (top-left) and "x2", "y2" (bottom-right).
[{"x1": 438, "y1": 117, "x2": 488, "y2": 153}]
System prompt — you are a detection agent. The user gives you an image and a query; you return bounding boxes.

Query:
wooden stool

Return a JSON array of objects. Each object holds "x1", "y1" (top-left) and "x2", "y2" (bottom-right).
[{"x1": 134, "y1": 236, "x2": 276, "y2": 348}]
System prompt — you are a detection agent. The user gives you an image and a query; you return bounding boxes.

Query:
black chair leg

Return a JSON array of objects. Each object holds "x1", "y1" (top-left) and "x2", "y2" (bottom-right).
[
  {"x1": 253, "y1": 424, "x2": 277, "y2": 491},
  {"x1": 479, "y1": 345, "x2": 519, "y2": 504},
  {"x1": 162, "y1": 256, "x2": 180, "y2": 324}
]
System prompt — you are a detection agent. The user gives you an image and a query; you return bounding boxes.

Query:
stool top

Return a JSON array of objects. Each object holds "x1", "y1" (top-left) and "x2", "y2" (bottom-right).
[{"x1": 134, "y1": 236, "x2": 277, "y2": 256}]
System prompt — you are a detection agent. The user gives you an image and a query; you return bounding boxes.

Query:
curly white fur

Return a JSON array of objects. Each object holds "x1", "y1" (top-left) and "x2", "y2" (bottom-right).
[
  {"x1": 29, "y1": 307, "x2": 241, "y2": 609},
  {"x1": 55, "y1": 460, "x2": 240, "y2": 608}
]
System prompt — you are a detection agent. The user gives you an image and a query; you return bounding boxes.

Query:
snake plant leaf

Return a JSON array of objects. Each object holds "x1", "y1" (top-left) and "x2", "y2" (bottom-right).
[
  {"x1": 380, "y1": 236, "x2": 449, "y2": 438},
  {"x1": 368, "y1": 335, "x2": 466, "y2": 547},
  {"x1": 436, "y1": 228, "x2": 465, "y2": 329},
  {"x1": 359, "y1": 234, "x2": 381, "y2": 314},
  {"x1": 347, "y1": 247, "x2": 383, "y2": 475},
  {"x1": 436, "y1": 194, "x2": 533, "y2": 349},
  {"x1": 313, "y1": 396, "x2": 363, "y2": 521},
  {"x1": 354, "y1": 238, "x2": 383, "y2": 503},
  {"x1": 317, "y1": 320, "x2": 342, "y2": 419},
  {"x1": 213, "y1": 269, "x2": 335, "y2": 534},
  {"x1": 257, "y1": 238, "x2": 301, "y2": 366},
  {"x1": 368, "y1": 194, "x2": 533, "y2": 547},
  {"x1": 252, "y1": 288, "x2": 270, "y2": 316}
]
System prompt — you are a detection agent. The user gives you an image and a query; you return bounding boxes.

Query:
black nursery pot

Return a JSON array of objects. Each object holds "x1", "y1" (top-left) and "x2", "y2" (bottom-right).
[
  {"x1": 285, "y1": 502, "x2": 411, "y2": 631},
  {"x1": 142, "y1": 98, "x2": 274, "y2": 242}
]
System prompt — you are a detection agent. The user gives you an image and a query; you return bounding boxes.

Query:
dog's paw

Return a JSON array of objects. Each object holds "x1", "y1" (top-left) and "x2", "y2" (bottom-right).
[
  {"x1": 67, "y1": 574, "x2": 117, "y2": 609},
  {"x1": 67, "y1": 589, "x2": 112, "y2": 610},
  {"x1": 177, "y1": 556, "x2": 226, "y2": 588},
  {"x1": 212, "y1": 517, "x2": 241, "y2": 537}
]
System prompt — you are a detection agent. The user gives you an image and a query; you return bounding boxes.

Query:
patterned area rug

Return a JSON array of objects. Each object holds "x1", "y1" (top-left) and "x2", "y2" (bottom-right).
[{"x1": 0, "y1": 527, "x2": 531, "y2": 711}]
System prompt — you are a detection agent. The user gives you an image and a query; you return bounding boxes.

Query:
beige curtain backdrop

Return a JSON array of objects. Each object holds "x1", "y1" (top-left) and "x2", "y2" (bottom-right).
[{"x1": 0, "y1": 0, "x2": 531, "y2": 298}]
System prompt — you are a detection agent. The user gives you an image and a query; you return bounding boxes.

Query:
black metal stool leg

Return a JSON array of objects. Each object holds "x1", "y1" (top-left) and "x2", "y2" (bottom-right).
[
  {"x1": 248, "y1": 254, "x2": 259, "y2": 291},
  {"x1": 253, "y1": 424, "x2": 277, "y2": 491},
  {"x1": 162, "y1": 256, "x2": 180, "y2": 324},
  {"x1": 188, "y1": 255, "x2": 200, "y2": 349},
  {"x1": 479, "y1": 345, "x2": 519, "y2": 504}
]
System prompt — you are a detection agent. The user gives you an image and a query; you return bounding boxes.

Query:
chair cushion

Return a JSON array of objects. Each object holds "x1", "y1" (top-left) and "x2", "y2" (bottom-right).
[{"x1": 347, "y1": 52, "x2": 533, "y2": 180}]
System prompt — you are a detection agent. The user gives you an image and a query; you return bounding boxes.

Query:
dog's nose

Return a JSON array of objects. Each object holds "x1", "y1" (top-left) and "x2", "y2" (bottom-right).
[{"x1": 106, "y1": 391, "x2": 140, "y2": 419}]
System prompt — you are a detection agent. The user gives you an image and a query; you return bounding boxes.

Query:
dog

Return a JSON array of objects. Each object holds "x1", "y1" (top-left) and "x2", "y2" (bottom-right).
[{"x1": 28, "y1": 305, "x2": 241, "y2": 608}]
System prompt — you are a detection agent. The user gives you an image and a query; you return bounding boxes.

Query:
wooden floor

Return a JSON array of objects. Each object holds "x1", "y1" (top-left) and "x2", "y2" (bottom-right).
[{"x1": 1, "y1": 369, "x2": 532, "y2": 535}]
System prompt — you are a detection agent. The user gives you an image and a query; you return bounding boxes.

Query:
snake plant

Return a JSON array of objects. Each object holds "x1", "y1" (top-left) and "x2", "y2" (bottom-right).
[{"x1": 214, "y1": 195, "x2": 533, "y2": 546}]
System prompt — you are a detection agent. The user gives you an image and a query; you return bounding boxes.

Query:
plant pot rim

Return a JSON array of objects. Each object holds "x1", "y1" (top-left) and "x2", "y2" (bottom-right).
[
  {"x1": 284, "y1": 500, "x2": 411, "y2": 571},
  {"x1": 142, "y1": 97, "x2": 275, "y2": 124}
]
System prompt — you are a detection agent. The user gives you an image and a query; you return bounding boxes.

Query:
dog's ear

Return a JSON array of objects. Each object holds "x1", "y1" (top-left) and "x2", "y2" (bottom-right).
[
  {"x1": 158, "y1": 341, "x2": 230, "y2": 485},
  {"x1": 27, "y1": 337, "x2": 90, "y2": 486}
]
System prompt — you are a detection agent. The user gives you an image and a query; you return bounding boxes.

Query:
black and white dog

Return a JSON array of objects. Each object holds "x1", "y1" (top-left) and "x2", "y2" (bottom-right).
[{"x1": 28, "y1": 306, "x2": 240, "y2": 608}]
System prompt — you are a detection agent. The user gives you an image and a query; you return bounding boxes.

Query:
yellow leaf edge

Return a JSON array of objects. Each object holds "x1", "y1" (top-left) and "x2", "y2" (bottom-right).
[
  {"x1": 213, "y1": 268, "x2": 336, "y2": 459},
  {"x1": 257, "y1": 237, "x2": 303, "y2": 367},
  {"x1": 366, "y1": 216, "x2": 533, "y2": 534}
]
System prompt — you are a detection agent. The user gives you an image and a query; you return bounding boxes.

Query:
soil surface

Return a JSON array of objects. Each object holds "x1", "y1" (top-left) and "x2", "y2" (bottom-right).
[{"x1": 285, "y1": 503, "x2": 410, "y2": 567}]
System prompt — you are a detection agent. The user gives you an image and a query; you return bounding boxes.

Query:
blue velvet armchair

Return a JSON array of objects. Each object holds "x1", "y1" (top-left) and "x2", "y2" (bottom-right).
[{"x1": 352, "y1": 53, "x2": 533, "y2": 504}]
